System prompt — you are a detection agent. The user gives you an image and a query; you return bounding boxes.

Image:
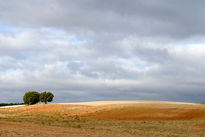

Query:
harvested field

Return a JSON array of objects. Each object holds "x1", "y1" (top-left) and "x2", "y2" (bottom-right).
[{"x1": 0, "y1": 101, "x2": 205, "y2": 136}]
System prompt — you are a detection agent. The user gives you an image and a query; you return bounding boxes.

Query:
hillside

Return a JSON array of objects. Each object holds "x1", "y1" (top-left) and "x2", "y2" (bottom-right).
[{"x1": 1, "y1": 101, "x2": 205, "y2": 136}]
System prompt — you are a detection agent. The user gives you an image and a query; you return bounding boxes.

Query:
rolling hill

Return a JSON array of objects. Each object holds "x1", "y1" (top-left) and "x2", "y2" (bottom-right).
[{"x1": 0, "y1": 101, "x2": 205, "y2": 137}]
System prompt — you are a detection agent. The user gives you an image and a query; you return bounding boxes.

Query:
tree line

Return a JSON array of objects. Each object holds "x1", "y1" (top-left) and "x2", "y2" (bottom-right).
[
  {"x1": 0, "y1": 103, "x2": 24, "y2": 107},
  {"x1": 23, "y1": 91, "x2": 54, "y2": 105}
]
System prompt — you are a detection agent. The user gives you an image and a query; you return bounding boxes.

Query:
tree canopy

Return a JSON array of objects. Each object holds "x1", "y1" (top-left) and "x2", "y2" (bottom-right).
[
  {"x1": 39, "y1": 91, "x2": 54, "y2": 104},
  {"x1": 23, "y1": 91, "x2": 40, "y2": 105}
]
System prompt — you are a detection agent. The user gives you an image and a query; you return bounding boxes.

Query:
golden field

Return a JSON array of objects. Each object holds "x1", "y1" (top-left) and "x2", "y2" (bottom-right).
[{"x1": 1, "y1": 101, "x2": 205, "y2": 137}]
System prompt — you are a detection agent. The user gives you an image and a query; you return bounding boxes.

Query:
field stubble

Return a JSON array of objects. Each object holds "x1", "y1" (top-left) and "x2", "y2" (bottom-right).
[{"x1": 0, "y1": 101, "x2": 205, "y2": 137}]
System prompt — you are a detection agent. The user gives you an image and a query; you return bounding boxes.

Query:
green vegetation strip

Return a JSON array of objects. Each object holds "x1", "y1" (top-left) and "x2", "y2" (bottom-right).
[{"x1": 0, "y1": 103, "x2": 24, "y2": 107}]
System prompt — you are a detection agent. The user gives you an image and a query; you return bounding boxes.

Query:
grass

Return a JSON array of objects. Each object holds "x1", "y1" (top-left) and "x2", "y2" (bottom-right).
[{"x1": 0, "y1": 101, "x2": 205, "y2": 136}]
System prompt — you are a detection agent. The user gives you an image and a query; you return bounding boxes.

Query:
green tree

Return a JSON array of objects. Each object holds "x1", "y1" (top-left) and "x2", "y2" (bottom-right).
[
  {"x1": 39, "y1": 91, "x2": 54, "y2": 104},
  {"x1": 23, "y1": 91, "x2": 40, "y2": 105}
]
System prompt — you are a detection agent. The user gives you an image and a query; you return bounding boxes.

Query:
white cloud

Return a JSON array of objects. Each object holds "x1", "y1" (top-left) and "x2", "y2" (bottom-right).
[{"x1": 0, "y1": 0, "x2": 205, "y2": 103}]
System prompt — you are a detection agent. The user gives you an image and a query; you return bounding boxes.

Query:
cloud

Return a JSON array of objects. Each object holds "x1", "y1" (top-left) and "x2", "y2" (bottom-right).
[
  {"x1": 0, "y1": 0, "x2": 205, "y2": 38},
  {"x1": 0, "y1": 1, "x2": 205, "y2": 103}
]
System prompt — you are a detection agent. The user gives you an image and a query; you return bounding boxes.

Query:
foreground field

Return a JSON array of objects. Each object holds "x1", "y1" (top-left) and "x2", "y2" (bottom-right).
[{"x1": 1, "y1": 101, "x2": 205, "y2": 137}]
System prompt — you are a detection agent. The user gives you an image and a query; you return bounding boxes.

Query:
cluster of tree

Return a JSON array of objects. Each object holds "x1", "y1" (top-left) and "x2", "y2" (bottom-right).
[
  {"x1": 23, "y1": 91, "x2": 54, "y2": 105},
  {"x1": 0, "y1": 103, "x2": 24, "y2": 107}
]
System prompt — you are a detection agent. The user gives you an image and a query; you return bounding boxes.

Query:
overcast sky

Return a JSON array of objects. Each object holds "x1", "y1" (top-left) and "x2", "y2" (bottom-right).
[{"x1": 0, "y1": 0, "x2": 205, "y2": 103}]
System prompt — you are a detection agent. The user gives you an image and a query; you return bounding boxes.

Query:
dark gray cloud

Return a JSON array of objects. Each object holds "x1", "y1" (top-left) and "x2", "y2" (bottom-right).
[
  {"x1": 0, "y1": 0, "x2": 205, "y2": 38},
  {"x1": 0, "y1": 1, "x2": 205, "y2": 103}
]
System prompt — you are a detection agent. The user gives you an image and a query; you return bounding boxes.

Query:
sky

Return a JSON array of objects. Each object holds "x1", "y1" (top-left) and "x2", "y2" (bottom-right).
[{"x1": 0, "y1": 0, "x2": 205, "y2": 103}]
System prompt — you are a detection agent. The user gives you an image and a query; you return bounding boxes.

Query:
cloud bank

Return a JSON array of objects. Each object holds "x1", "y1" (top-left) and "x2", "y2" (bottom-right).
[{"x1": 0, "y1": 0, "x2": 205, "y2": 103}]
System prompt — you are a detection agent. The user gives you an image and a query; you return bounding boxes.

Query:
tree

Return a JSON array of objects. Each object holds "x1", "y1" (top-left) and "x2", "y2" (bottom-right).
[
  {"x1": 23, "y1": 91, "x2": 40, "y2": 105},
  {"x1": 39, "y1": 91, "x2": 54, "y2": 104}
]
